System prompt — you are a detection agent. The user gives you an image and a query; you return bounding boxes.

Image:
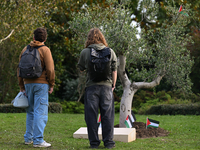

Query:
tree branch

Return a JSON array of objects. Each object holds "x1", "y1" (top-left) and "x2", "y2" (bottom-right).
[
  {"x1": 132, "y1": 74, "x2": 165, "y2": 90},
  {"x1": 0, "y1": 29, "x2": 14, "y2": 44}
]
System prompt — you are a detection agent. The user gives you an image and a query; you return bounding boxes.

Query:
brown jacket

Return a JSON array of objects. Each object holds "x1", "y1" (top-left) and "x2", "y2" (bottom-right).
[{"x1": 17, "y1": 40, "x2": 55, "y2": 91}]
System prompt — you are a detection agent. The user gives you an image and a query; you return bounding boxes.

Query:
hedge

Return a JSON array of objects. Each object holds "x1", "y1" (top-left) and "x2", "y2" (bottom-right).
[
  {"x1": 61, "y1": 101, "x2": 84, "y2": 114},
  {"x1": 0, "y1": 102, "x2": 62, "y2": 113},
  {"x1": 146, "y1": 103, "x2": 200, "y2": 115},
  {"x1": 61, "y1": 101, "x2": 122, "y2": 114}
]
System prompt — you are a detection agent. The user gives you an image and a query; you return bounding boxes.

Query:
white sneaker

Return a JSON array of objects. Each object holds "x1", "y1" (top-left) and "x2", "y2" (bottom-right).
[{"x1": 33, "y1": 141, "x2": 51, "y2": 148}]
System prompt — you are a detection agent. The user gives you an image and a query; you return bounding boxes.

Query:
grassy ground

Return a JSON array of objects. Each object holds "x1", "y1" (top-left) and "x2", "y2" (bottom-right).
[{"x1": 0, "y1": 113, "x2": 199, "y2": 150}]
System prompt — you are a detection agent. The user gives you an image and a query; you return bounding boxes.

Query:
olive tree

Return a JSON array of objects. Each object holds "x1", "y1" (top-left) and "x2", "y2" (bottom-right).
[{"x1": 69, "y1": 0, "x2": 193, "y2": 127}]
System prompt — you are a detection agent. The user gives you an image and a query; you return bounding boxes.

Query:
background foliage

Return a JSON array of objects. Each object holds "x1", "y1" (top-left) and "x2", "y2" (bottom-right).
[
  {"x1": 0, "y1": 0, "x2": 53, "y2": 103},
  {"x1": 1, "y1": 0, "x2": 200, "y2": 114},
  {"x1": 69, "y1": 0, "x2": 194, "y2": 96}
]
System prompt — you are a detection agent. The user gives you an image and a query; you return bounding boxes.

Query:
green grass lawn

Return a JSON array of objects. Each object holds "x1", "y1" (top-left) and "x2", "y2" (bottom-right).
[{"x1": 0, "y1": 113, "x2": 199, "y2": 150}]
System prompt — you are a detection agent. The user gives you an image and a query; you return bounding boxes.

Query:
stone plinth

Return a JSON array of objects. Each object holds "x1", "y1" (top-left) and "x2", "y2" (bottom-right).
[{"x1": 73, "y1": 127, "x2": 136, "y2": 143}]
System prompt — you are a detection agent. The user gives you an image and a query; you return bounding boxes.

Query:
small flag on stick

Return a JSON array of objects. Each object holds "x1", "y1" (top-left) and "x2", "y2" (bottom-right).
[
  {"x1": 178, "y1": 5, "x2": 189, "y2": 16},
  {"x1": 179, "y1": 5, "x2": 183, "y2": 12},
  {"x1": 146, "y1": 117, "x2": 159, "y2": 128},
  {"x1": 124, "y1": 115, "x2": 133, "y2": 128},
  {"x1": 130, "y1": 111, "x2": 136, "y2": 123},
  {"x1": 97, "y1": 114, "x2": 101, "y2": 128}
]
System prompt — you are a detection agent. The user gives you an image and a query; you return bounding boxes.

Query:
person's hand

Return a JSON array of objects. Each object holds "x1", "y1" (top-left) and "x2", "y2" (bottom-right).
[
  {"x1": 112, "y1": 87, "x2": 115, "y2": 92},
  {"x1": 49, "y1": 87, "x2": 53, "y2": 94},
  {"x1": 20, "y1": 90, "x2": 27, "y2": 96}
]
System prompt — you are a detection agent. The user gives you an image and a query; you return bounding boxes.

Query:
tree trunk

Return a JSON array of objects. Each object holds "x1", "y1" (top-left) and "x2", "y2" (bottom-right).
[
  {"x1": 118, "y1": 55, "x2": 137, "y2": 127},
  {"x1": 117, "y1": 55, "x2": 165, "y2": 127},
  {"x1": 119, "y1": 86, "x2": 135, "y2": 127}
]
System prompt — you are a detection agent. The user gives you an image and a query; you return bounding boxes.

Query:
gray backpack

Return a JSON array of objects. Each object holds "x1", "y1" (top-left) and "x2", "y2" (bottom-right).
[{"x1": 18, "y1": 45, "x2": 45, "y2": 78}]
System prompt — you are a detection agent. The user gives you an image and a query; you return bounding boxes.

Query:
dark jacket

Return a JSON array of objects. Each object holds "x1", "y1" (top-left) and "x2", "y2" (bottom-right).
[{"x1": 78, "y1": 43, "x2": 117, "y2": 87}]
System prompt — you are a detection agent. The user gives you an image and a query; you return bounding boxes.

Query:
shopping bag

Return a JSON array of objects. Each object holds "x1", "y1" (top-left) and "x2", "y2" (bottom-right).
[{"x1": 11, "y1": 92, "x2": 29, "y2": 108}]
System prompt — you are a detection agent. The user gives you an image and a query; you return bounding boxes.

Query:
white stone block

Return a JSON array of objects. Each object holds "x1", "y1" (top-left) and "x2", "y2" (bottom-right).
[{"x1": 73, "y1": 127, "x2": 136, "y2": 143}]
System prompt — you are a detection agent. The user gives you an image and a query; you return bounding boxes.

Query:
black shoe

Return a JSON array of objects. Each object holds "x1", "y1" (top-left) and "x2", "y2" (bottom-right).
[
  {"x1": 105, "y1": 144, "x2": 115, "y2": 149},
  {"x1": 89, "y1": 145, "x2": 98, "y2": 149}
]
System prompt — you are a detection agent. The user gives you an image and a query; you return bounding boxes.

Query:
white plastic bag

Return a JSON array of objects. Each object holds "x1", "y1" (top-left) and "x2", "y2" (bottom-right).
[{"x1": 11, "y1": 92, "x2": 29, "y2": 108}]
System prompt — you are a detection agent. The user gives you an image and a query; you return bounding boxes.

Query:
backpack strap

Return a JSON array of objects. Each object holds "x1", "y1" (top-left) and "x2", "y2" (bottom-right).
[
  {"x1": 26, "y1": 45, "x2": 45, "y2": 52},
  {"x1": 27, "y1": 45, "x2": 31, "y2": 49},
  {"x1": 28, "y1": 45, "x2": 45, "y2": 49},
  {"x1": 29, "y1": 45, "x2": 46, "y2": 71},
  {"x1": 35, "y1": 45, "x2": 45, "y2": 49},
  {"x1": 36, "y1": 45, "x2": 46, "y2": 71}
]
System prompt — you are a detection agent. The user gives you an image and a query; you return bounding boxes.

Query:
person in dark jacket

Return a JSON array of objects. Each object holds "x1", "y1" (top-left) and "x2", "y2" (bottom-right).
[{"x1": 78, "y1": 28, "x2": 117, "y2": 149}]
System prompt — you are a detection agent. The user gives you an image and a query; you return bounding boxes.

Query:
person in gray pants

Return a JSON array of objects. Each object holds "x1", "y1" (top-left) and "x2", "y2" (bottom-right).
[{"x1": 78, "y1": 28, "x2": 117, "y2": 149}]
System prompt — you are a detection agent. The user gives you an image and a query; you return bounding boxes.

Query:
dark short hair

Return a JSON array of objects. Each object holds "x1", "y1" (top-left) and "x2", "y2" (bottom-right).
[{"x1": 33, "y1": 27, "x2": 47, "y2": 42}]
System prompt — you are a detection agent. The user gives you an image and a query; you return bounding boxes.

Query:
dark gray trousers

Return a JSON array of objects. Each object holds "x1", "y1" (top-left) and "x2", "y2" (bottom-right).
[{"x1": 84, "y1": 85, "x2": 115, "y2": 147}]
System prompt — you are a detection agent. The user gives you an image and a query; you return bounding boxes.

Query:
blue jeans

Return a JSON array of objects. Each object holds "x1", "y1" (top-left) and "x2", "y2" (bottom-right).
[{"x1": 24, "y1": 83, "x2": 49, "y2": 145}]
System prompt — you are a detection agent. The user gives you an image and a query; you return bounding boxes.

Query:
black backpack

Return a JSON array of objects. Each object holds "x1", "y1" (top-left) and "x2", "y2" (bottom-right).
[
  {"x1": 89, "y1": 47, "x2": 111, "y2": 82},
  {"x1": 18, "y1": 45, "x2": 45, "y2": 78}
]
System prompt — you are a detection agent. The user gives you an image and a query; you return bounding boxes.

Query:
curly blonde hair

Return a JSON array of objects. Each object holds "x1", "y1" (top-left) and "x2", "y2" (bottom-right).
[{"x1": 85, "y1": 28, "x2": 108, "y2": 48}]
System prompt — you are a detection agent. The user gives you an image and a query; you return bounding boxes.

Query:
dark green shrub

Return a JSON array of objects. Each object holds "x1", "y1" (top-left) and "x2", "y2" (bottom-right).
[
  {"x1": 61, "y1": 101, "x2": 84, "y2": 114},
  {"x1": 138, "y1": 98, "x2": 160, "y2": 114},
  {"x1": 188, "y1": 93, "x2": 200, "y2": 103},
  {"x1": 155, "y1": 91, "x2": 166, "y2": 99},
  {"x1": 0, "y1": 102, "x2": 62, "y2": 113},
  {"x1": 114, "y1": 79, "x2": 123, "y2": 98},
  {"x1": 49, "y1": 94, "x2": 61, "y2": 102},
  {"x1": 0, "y1": 104, "x2": 26, "y2": 113},
  {"x1": 48, "y1": 102, "x2": 62, "y2": 113},
  {"x1": 132, "y1": 94, "x2": 144, "y2": 109},
  {"x1": 146, "y1": 103, "x2": 200, "y2": 115},
  {"x1": 137, "y1": 90, "x2": 148, "y2": 100},
  {"x1": 132, "y1": 108, "x2": 138, "y2": 114},
  {"x1": 132, "y1": 90, "x2": 154, "y2": 109},
  {"x1": 153, "y1": 91, "x2": 172, "y2": 102},
  {"x1": 62, "y1": 79, "x2": 79, "y2": 101},
  {"x1": 132, "y1": 90, "x2": 199, "y2": 113},
  {"x1": 60, "y1": 101, "x2": 123, "y2": 114},
  {"x1": 114, "y1": 101, "x2": 120, "y2": 113}
]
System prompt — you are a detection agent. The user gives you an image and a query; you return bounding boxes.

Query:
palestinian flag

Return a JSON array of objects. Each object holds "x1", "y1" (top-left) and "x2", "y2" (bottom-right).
[
  {"x1": 124, "y1": 115, "x2": 133, "y2": 128},
  {"x1": 130, "y1": 111, "x2": 136, "y2": 122},
  {"x1": 146, "y1": 118, "x2": 159, "y2": 128},
  {"x1": 178, "y1": 5, "x2": 189, "y2": 16},
  {"x1": 97, "y1": 114, "x2": 101, "y2": 128},
  {"x1": 179, "y1": 5, "x2": 183, "y2": 12}
]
